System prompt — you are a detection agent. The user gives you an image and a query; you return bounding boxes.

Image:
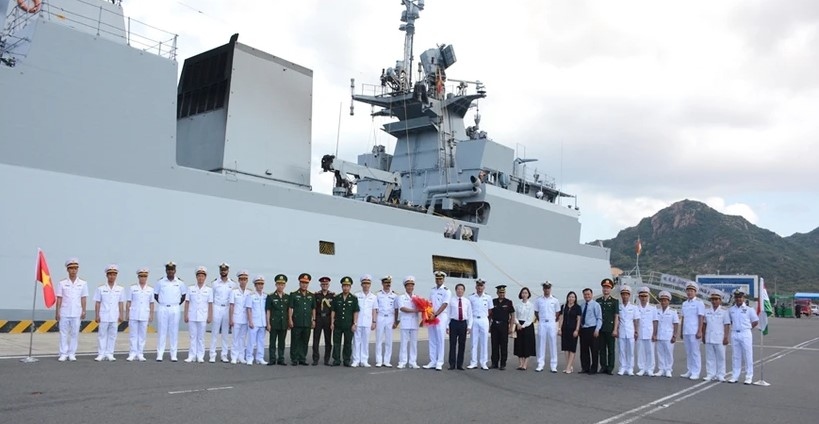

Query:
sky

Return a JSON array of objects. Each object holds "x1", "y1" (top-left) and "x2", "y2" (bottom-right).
[{"x1": 124, "y1": 0, "x2": 819, "y2": 242}]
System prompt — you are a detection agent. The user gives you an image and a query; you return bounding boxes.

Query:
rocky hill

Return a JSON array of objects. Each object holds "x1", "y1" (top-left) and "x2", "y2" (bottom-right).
[{"x1": 598, "y1": 200, "x2": 819, "y2": 293}]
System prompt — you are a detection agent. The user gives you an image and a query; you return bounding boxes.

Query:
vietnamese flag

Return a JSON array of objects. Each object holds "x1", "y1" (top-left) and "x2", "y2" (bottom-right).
[{"x1": 36, "y1": 249, "x2": 56, "y2": 308}]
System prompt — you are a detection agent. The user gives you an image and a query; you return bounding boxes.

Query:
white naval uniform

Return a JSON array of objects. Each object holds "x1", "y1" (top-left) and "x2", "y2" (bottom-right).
[
  {"x1": 93, "y1": 283, "x2": 125, "y2": 358},
  {"x1": 681, "y1": 298, "x2": 706, "y2": 378},
  {"x1": 126, "y1": 283, "x2": 154, "y2": 359},
  {"x1": 636, "y1": 303, "x2": 658, "y2": 375},
  {"x1": 427, "y1": 285, "x2": 451, "y2": 368},
  {"x1": 154, "y1": 277, "x2": 187, "y2": 360},
  {"x1": 352, "y1": 291, "x2": 377, "y2": 366},
  {"x1": 728, "y1": 303, "x2": 759, "y2": 382},
  {"x1": 703, "y1": 305, "x2": 730, "y2": 380},
  {"x1": 468, "y1": 292, "x2": 492, "y2": 368},
  {"x1": 617, "y1": 302, "x2": 639, "y2": 375},
  {"x1": 655, "y1": 306, "x2": 679, "y2": 375},
  {"x1": 55, "y1": 278, "x2": 89, "y2": 358},
  {"x1": 534, "y1": 295, "x2": 561, "y2": 371},
  {"x1": 186, "y1": 284, "x2": 213, "y2": 361},
  {"x1": 229, "y1": 287, "x2": 250, "y2": 363},
  {"x1": 375, "y1": 289, "x2": 397, "y2": 366},
  {"x1": 396, "y1": 293, "x2": 420, "y2": 367},
  {"x1": 209, "y1": 278, "x2": 236, "y2": 361},
  {"x1": 244, "y1": 290, "x2": 267, "y2": 364}
]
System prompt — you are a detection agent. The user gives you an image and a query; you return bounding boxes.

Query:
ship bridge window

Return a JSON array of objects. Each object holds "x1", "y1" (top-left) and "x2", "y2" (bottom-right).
[
  {"x1": 319, "y1": 241, "x2": 335, "y2": 255},
  {"x1": 432, "y1": 255, "x2": 477, "y2": 279}
]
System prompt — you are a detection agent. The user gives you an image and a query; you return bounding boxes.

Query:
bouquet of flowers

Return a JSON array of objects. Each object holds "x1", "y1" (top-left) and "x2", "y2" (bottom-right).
[{"x1": 411, "y1": 296, "x2": 439, "y2": 326}]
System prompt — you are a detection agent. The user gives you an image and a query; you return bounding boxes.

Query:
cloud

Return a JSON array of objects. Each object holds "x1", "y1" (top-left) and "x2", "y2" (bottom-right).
[{"x1": 121, "y1": 0, "x2": 819, "y2": 242}]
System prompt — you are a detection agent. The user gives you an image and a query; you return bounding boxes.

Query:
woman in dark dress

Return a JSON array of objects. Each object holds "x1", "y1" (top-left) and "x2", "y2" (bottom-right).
[
  {"x1": 558, "y1": 291, "x2": 581, "y2": 373},
  {"x1": 513, "y1": 287, "x2": 536, "y2": 370}
]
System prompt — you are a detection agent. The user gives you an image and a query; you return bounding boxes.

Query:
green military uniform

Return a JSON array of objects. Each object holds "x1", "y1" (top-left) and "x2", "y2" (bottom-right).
[
  {"x1": 597, "y1": 278, "x2": 620, "y2": 374},
  {"x1": 266, "y1": 274, "x2": 290, "y2": 365},
  {"x1": 288, "y1": 283, "x2": 315, "y2": 366},
  {"x1": 331, "y1": 276, "x2": 360, "y2": 366}
]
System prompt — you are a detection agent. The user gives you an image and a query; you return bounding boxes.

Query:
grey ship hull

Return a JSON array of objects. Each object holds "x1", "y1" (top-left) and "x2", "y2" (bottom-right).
[{"x1": 0, "y1": 0, "x2": 610, "y2": 319}]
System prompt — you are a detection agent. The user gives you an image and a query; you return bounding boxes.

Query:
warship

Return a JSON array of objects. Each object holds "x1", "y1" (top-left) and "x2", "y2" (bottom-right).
[{"x1": 0, "y1": 0, "x2": 610, "y2": 319}]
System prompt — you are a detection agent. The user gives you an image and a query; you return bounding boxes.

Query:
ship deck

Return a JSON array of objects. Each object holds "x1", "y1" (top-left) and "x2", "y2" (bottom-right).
[{"x1": 1, "y1": 317, "x2": 817, "y2": 423}]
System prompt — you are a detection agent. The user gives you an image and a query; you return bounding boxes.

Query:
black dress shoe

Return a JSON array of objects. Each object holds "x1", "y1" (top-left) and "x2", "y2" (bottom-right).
[
  {"x1": 312, "y1": 361, "x2": 318, "y2": 366},
  {"x1": 278, "y1": 361, "x2": 287, "y2": 366},
  {"x1": 457, "y1": 366, "x2": 465, "y2": 370},
  {"x1": 448, "y1": 366, "x2": 455, "y2": 370},
  {"x1": 324, "y1": 361, "x2": 330, "y2": 366},
  {"x1": 300, "y1": 361, "x2": 309, "y2": 366},
  {"x1": 266, "y1": 362, "x2": 275, "y2": 366},
  {"x1": 578, "y1": 369, "x2": 589, "y2": 374},
  {"x1": 499, "y1": 366, "x2": 506, "y2": 370},
  {"x1": 331, "y1": 361, "x2": 341, "y2": 367},
  {"x1": 490, "y1": 364, "x2": 498, "y2": 369},
  {"x1": 343, "y1": 362, "x2": 351, "y2": 367},
  {"x1": 588, "y1": 370, "x2": 597, "y2": 375}
]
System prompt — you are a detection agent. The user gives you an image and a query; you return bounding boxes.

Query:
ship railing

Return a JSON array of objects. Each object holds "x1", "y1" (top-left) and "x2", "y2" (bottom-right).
[
  {"x1": 1, "y1": 5, "x2": 40, "y2": 65},
  {"x1": 39, "y1": 0, "x2": 177, "y2": 61},
  {"x1": 519, "y1": 166, "x2": 556, "y2": 189},
  {"x1": 357, "y1": 83, "x2": 390, "y2": 97},
  {"x1": 356, "y1": 81, "x2": 483, "y2": 98}
]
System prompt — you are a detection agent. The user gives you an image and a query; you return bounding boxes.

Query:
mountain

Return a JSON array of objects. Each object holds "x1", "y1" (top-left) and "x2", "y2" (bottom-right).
[
  {"x1": 786, "y1": 227, "x2": 819, "y2": 260},
  {"x1": 599, "y1": 200, "x2": 819, "y2": 293}
]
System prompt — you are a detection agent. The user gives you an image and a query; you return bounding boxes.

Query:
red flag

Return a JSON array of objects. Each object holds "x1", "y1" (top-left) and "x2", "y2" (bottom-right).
[
  {"x1": 36, "y1": 250, "x2": 56, "y2": 308},
  {"x1": 636, "y1": 237, "x2": 642, "y2": 256}
]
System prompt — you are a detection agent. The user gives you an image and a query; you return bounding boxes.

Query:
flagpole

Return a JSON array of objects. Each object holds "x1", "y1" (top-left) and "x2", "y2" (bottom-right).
[
  {"x1": 21, "y1": 251, "x2": 40, "y2": 363},
  {"x1": 754, "y1": 277, "x2": 769, "y2": 386},
  {"x1": 754, "y1": 331, "x2": 769, "y2": 386}
]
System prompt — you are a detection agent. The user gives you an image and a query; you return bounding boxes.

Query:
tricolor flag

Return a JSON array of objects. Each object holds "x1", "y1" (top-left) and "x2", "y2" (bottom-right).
[
  {"x1": 636, "y1": 237, "x2": 642, "y2": 256},
  {"x1": 757, "y1": 277, "x2": 772, "y2": 335},
  {"x1": 36, "y1": 249, "x2": 56, "y2": 308}
]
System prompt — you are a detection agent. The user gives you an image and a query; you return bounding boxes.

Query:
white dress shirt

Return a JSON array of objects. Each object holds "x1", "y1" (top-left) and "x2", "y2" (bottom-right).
[
  {"x1": 187, "y1": 284, "x2": 213, "y2": 322},
  {"x1": 355, "y1": 291, "x2": 378, "y2": 326},
  {"x1": 127, "y1": 284, "x2": 154, "y2": 321},
  {"x1": 94, "y1": 283, "x2": 124, "y2": 322},
  {"x1": 469, "y1": 293, "x2": 492, "y2": 319},
  {"x1": 448, "y1": 295, "x2": 473, "y2": 330},
  {"x1": 376, "y1": 290, "x2": 397, "y2": 318},
  {"x1": 56, "y1": 278, "x2": 89, "y2": 317},
  {"x1": 230, "y1": 287, "x2": 251, "y2": 325},
  {"x1": 155, "y1": 277, "x2": 187, "y2": 307},
  {"x1": 515, "y1": 300, "x2": 535, "y2": 328},
  {"x1": 656, "y1": 307, "x2": 679, "y2": 341},
  {"x1": 619, "y1": 303, "x2": 639, "y2": 336},
  {"x1": 430, "y1": 285, "x2": 452, "y2": 319},
  {"x1": 397, "y1": 294, "x2": 420, "y2": 329},
  {"x1": 681, "y1": 298, "x2": 706, "y2": 335},
  {"x1": 636, "y1": 304, "x2": 658, "y2": 339},
  {"x1": 211, "y1": 278, "x2": 236, "y2": 307},
  {"x1": 704, "y1": 305, "x2": 730, "y2": 343},
  {"x1": 534, "y1": 295, "x2": 560, "y2": 322}
]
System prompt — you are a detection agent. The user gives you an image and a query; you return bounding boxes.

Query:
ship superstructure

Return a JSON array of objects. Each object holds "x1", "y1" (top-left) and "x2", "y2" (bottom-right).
[{"x1": 0, "y1": 0, "x2": 609, "y2": 319}]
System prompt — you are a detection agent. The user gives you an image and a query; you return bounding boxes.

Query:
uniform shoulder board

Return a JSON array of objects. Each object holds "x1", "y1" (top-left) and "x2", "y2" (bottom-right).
[{"x1": 444, "y1": 286, "x2": 449, "y2": 290}]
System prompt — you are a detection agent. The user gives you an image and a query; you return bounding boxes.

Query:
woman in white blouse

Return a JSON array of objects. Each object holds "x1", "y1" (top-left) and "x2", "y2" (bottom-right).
[{"x1": 513, "y1": 287, "x2": 536, "y2": 370}]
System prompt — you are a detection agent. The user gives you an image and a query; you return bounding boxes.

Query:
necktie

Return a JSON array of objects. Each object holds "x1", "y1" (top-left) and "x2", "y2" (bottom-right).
[
  {"x1": 458, "y1": 298, "x2": 463, "y2": 320},
  {"x1": 582, "y1": 302, "x2": 588, "y2": 325}
]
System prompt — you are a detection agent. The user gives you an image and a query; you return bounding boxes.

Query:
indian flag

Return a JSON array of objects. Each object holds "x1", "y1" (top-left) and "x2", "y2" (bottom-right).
[{"x1": 757, "y1": 277, "x2": 772, "y2": 335}]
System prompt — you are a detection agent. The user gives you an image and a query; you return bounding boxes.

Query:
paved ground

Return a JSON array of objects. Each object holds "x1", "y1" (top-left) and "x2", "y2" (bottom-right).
[{"x1": 1, "y1": 317, "x2": 817, "y2": 424}]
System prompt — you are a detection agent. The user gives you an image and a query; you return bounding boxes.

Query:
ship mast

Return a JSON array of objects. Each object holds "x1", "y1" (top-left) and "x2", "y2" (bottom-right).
[{"x1": 399, "y1": 0, "x2": 424, "y2": 92}]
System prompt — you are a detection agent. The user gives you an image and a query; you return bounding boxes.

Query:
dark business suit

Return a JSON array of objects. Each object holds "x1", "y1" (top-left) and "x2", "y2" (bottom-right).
[{"x1": 579, "y1": 300, "x2": 602, "y2": 374}]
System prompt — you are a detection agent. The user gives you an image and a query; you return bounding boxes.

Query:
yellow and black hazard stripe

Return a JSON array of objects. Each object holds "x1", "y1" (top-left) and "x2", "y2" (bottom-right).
[{"x1": 0, "y1": 320, "x2": 155, "y2": 333}]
